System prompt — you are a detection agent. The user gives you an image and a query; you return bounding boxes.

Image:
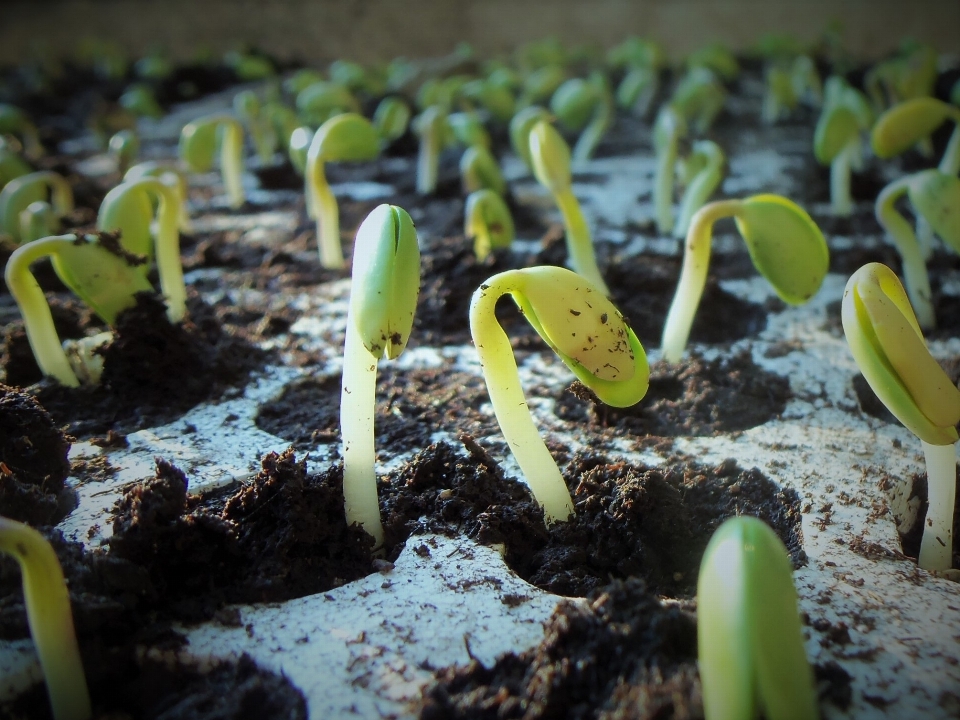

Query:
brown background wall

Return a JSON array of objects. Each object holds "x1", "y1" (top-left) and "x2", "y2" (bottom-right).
[{"x1": 1, "y1": 0, "x2": 958, "y2": 66}]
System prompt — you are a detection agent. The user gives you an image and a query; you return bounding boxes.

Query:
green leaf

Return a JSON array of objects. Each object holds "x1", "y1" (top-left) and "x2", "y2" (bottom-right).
[
  {"x1": 179, "y1": 117, "x2": 219, "y2": 172},
  {"x1": 312, "y1": 113, "x2": 381, "y2": 163},
  {"x1": 97, "y1": 181, "x2": 156, "y2": 261},
  {"x1": 529, "y1": 120, "x2": 571, "y2": 195},
  {"x1": 907, "y1": 170, "x2": 960, "y2": 253},
  {"x1": 550, "y1": 78, "x2": 597, "y2": 131},
  {"x1": 872, "y1": 97, "x2": 957, "y2": 158},
  {"x1": 735, "y1": 195, "x2": 829, "y2": 305},
  {"x1": 509, "y1": 106, "x2": 552, "y2": 169},
  {"x1": 813, "y1": 104, "x2": 859, "y2": 164}
]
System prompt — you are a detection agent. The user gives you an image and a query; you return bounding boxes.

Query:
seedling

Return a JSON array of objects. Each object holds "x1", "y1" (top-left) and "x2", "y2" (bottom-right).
[
  {"x1": 509, "y1": 105, "x2": 552, "y2": 171},
  {"x1": 124, "y1": 160, "x2": 193, "y2": 233},
  {"x1": 306, "y1": 113, "x2": 381, "y2": 269},
  {"x1": 662, "y1": 195, "x2": 828, "y2": 362},
  {"x1": 118, "y1": 83, "x2": 163, "y2": 119},
  {"x1": 670, "y1": 67, "x2": 726, "y2": 135},
  {"x1": 330, "y1": 59, "x2": 385, "y2": 97},
  {"x1": 234, "y1": 90, "x2": 278, "y2": 164},
  {"x1": 549, "y1": 73, "x2": 613, "y2": 161},
  {"x1": 297, "y1": 81, "x2": 361, "y2": 127},
  {"x1": 373, "y1": 96, "x2": 412, "y2": 144},
  {"x1": 0, "y1": 171, "x2": 73, "y2": 244},
  {"x1": 517, "y1": 64, "x2": 566, "y2": 109},
  {"x1": 698, "y1": 516, "x2": 817, "y2": 720},
  {"x1": 19, "y1": 200, "x2": 58, "y2": 243},
  {"x1": 674, "y1": 140, "x2": 726, "y2": 239},
  {"x1": 224, "y1": 50, "x2": 274, "y2": 81},
  {"x1": 460, "y1": 75, "x2": 516, "y2": 124},
  {"x1": 0, "y1": 103, "x2": 43, "y2": 159},
  {"x1": 652, "y1": 106, "x2": 687, "y2": 235},
  {"x1": 872, "y1": 97, "x2": 960, "y2": 177},
  {"x1": 108, "y1": 129, "x2": 139, "y2": 175},
  {"x1": 470, "y1": 266, "x2": 649, "y2": 522},
  {"x1": 448, "y1": 111, "x2": 491, "y2": 150},
  {"x1": 179, "y1": 114, "x2": 246, "y2": 209},
  {"x1": 874, "y1": 169, "x2": 960, "y2": 329},
  {"x1": 414, "y1": 105, "x2": 451, "y2": 196},
  {"x1": 762, "y1": 65, "x2": 798, "y2": 124},
  {"x1": 460, "y1": 145, "x2": 506, "y2": 196},
  {"x1": 813, "y1": 77, "x2": 872, "y2": 216},
  {"x1": 340, "y1": 205, "x2": 421, "y2": 547},
  {"x1": 0, "y1": 516, "x2": 91, "y2": 720},
  {"x1": 0, "y1": 141, "x2": 32, "y2": 189},
  {"x1": 791, "y1": 55, "x2": 822, "y2": 108},
  {"x1": 687, "y1": 41, "x2": 739, "y2": 81},
  {"x1": 465, "y1": 188, "x2": 514, "y2": 261},
  {"x1": 528, "y1": 120, "x2": 609, "y2": 294},
  {"x1": 842, "y1": 263, "x2": 960, "y2": 570},
  {"x1": 616, "y1": 64, "x2": 659, "y2": 118}
]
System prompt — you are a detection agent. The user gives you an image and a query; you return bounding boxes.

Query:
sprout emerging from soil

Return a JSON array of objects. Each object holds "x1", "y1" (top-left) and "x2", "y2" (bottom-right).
[
  {"x1": 341, "y1": 205, "x2": 421, "y2": 548},
  {"x1": 108, "y1": 128, "x2": 139, "y2": 174},
  {"x1": 124, "y1": 160, "x2": 193, "y2": 232},
  {"x1": 842, "y1": 263, "x2": 960, "y2": 571},
  {"x1": 0, "y1": 103, "x2": 43, "y2": 158},
  {"x1": 509, "y1": 105, "x2": 552, "y2": 172},
  {"x1": 470, "y1": 266, "x2": 649, "y2": 523},
  {"x1": 373, "y1": 96, "x2": 412, "y2": 144},
  {"x1": 610, "y1": 38, "x2": 664, "y2": 118},
  {"x1": 652, "y1": 106, "x2": 687, "y2": 235},
  {"x1": 0, "y1": 171, "x2": 74, "y2": 244},
  {"x1": 0, "y1": 516, "x2": 91, "y2": 720},
  {"x1": 662, "y1": 195, "x2": 828, "y2": 363},
  {"x1": 698, "y1": 516, "x2": 817, "y2": 720},
  {"x1": 460, "y1": 145, "x2": 506, "y2": 196},
  {"x1": 814, "y1": 77, "x2": 873, "y2": 217},
  {"x1": 674, "y1": 140, "x2": 726, "y2": 238},
  {"x1": 414, "y1": 105, "x2": 451, "y2": 196},
  {"x1": 179, "y1": 114, "x2": 246, "y2": 209},
  {"x1": 306, "y1": 112, "x2": 381, "y2": 269},
  {"x1": 234, "y1": 89, "x2": 278, "y2": 164},
  {"x1": 465, "y1": 188, "x2": 514, "y2": 261},
  {"x1": 872, "y1": 97, "x2": 960, "y2": 177},
  {"x1": 528, "y1": 120, "x2": 609, "y2": 294}
]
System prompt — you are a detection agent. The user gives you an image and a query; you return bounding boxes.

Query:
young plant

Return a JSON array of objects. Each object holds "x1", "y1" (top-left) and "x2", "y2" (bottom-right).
[
  {"x1": 662, "y1": 195, "x2": 828, "y2": 362},
  {"x1": 460, "y1": 145, "x2": 506, "y2": 196},
  {"x1": 687, "y1": 41, "x2": 739, "y2": 81},
  {"x1": 0, "y1": 140, "x2": 33, "y2": 190},
  {"x1": 448, "y1": 111, "x2": 491, "y2": 150},
  {"x1": 670, "y1": 68, "x2": 727, "y2": 134},
  {"x1": 842, "y1": 263, "x2": 960, "y2": 571},
  {"x1": 296, "y1": 81, "x2": 361, "y2": 126},
  {"x1": 874, "y1": 169, "x2": 960, "y2": 329},
  {"x1": 509, "y1": 105, "x2": 552, "y2": 172},
  {"x1": 0, "y1": 103, "x2": 43, "y2": 159},
  {"x1": 470, "y1": 266, "x2": 649, "y2": 522},
  {"x1": 610, "y1": 37, "x2": 664, "y2": 118},
  {"x1": 674, "y1": 140, "x2": 726, "y2": 239},
  {"x1": 179, "y1": 114, "x2": 246, "y2": 209},
  {"x1": 761, "y1": 65, "x2": 798, "y2": 124},
  {"x1": 118, "y1": 83, "x2": 164, "y2": 119},
  {"x1": 340, "y1": 205, "x2": 421, "y2": 548},
  {"x1": 108, "y1": 129, "x2": 140, "y2": 175},
  {"x1": 814, "y1": 77, "x2": 873, "y2": 217},
  {"x1": 124, "y1": 160, "x2": 193, "y2": 233},
  {"x1": 234, "y1": 90, "x2": 278, "y2": 164},
  {"x1": 549, "y1": 73, "x2": 613, "y2": 161},
  {"x1": 465, "y1": 188, "x2": 514, "y2": 261},
  {"x1": 373, "y1": 96, "x2": 412, "y2": 144},
  {"x1": 871, "y1": 97, "x2": 960, "y2": 177},
  {"x1": 517, "y1": 64, "x2": 566, "y2": 109},
  {"x1": 698, "y1": 516, "x2": 817, "y2": 720},
  {"x1": 305, "y1": 113, "x2": 381, "y2": 269},
  {"x1": 413, "y1": 105, "x2": 451, "y2": 196},
  {"x1": 528, "y1": 120, "x2": 609, "y2": 294},
  {"x1": 0, "y1": 171, "x2": 74, "y2": 244},
  {"x1": 0, "y1": 516, "x2": 91, "y2": 720},
  {"x1": 652, "y1": 105, "x2": 687, "y2": 235}
]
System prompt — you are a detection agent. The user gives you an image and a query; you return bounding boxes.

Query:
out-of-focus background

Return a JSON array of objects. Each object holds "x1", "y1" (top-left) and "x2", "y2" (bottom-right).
[{"x1": 1, "y1": 0, "x2": 958, "y2": 65}]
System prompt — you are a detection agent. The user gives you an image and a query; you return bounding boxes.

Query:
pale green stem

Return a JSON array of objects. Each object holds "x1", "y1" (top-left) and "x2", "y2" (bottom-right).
[
  {"x1": 0, "y1": 517, "x2": 91, "y2": 720},
  {"x1": 661, "y1": 199, "x2": 743, "y2": 363},
  {"x1": 830, "y1": 141, "x2": 854, "y2": 217},
  {"x1": 220, "y1": 120, "x2": 245, "y2": 209},
  {"x1": 654, "y1": 132, "x2": 678, "y2": 234},
  {"x1": 916, "y1": 215, "x2": 935, "y2": 261},
  {"x1": 918, "y1": 440, "x2": 957, "y2": 571},
  {"x1": 470, "y1": 277, "x2": 574, "y2": 523},
  {"x1": 151, "y1": 182, "x2": 186, "y2": 323},
  {"x1": 554, "y1": 188, "x2": 609, "y2": 295},
  {"x1": 674, "y1": 146, "x2": 724, "y2": 239},
  {"x1": 572, "y1": 101, "x2": 611, "y2": 163},
  {"x1": 309, "y1": 161, "x2": 344, "y2": 269},
  {"x1": 417, "y1": 128, "x2": 440, "y2": 195},
  {"x1": 939, "y1": 122, "x2": 960, "y2": 177},
  {"x1": 473, "y1": 226, "x2": 493, "y2": 262},
  {"x1": 876, "y1": 177, "x2": 935, "y2": 330},
  {"x1": 3, "y1": 235, "x2": 80, "y2": 386},
  {"x1": 340, "y1": 315, "x2": 385, "y2": 548}
]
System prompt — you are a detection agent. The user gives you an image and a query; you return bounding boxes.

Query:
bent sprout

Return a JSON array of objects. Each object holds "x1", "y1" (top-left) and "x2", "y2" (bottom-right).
[
  {"x1": 814, "y1": 78, "x2": 872, "y2": 217},
  {"x1": 842, "y1": 263, "x2": 960, "y2": 571},
  {"x1": 0, "y1": 171, "x2": 74, "y2": 244},
  {"x1": 179, "y1": 114, "x2": 245, "y2": 208},
  {"x1": 465, "y1": 188, "x2": 514, "y2": 261},
  {"x1": 674, "y1": 140, "x2": 726, "y2": 238},
  {"x1": 414, "y1": 105, "x2": 451, "y2": 196},
  {"x1": 470, "y1": 266, "x2": 649, "y2": 523},
  {"x1": 460, "y1": 145, "x2": 506, "y2": 196},
  {"x1": 662, "y1": 195, "x2": 828, "y2": 363}
]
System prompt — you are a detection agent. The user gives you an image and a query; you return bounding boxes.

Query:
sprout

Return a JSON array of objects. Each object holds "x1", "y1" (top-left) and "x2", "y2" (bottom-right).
[
  {"x1": 460, "y1": 75, "x2": 516, "y2": 124},
  {"x1": 460, "y1": 145, "x2": 506, "y2": 196},
  {"x1": 674, "y1": 140, "x2": 726, "y2": 239},
  {"x1": 791, "y1": 55, "x2": 822, "y2": 108},
  {"x1": 814, "y1": 77, "x2": 873, "y2": 217},
  {"x1": 607, "y1": 37, "x2": 665, "y2": 72},
  {"x1": 118, "y1": 83, "x2": 164, "y2": 119},
  {"x1": 0, "y1": 141, "x2": 32, "y2": 189},
  {"x1": 0, "y1": 171, "x2": 74, "y2": 244},
  {"x1": 124, "y1": 160, "x2": 193, "y2": 233},
  {"x1": 549, "y1": 73, "x2": 613, "y2": 162},
  {"x1": 234, "y1": 90, "x2": 278, "y2": 164},
  {"x1": 872, "y1": 97, "x2": 960, "y2": 177},
  {"x1": 875, "y1": 170, "x2": 960, "y2": 329},
  {"x1": 305, "y1": 113, "x2": 381, "y2": 269},
  {"x1": 0, "y1": 103, "x2": 43, "y2": 159},
  {"x1": 670, "y1": 67, "x2": 726, "y2": 135},
  {"x1": 509, "y1": 105, "x2": 552, "y2": 172},
  {"x1": 19, "y1": 200, "x2": 58, "y2": 243},
  {"x1": 330, "y1": 59, "x2": 384, "y2": 96},
  {"x1": 224, "y1": 50, "x2": 274, "y2": 81},
  {"x1": 687, "y1": 41, "x2": 739, "y2": 81},
  {"x1": 470, "y1": 266, "x2": 649, "y2": 523},
  {"x1": 517, "y1": 64, "x2": 566, "y2": 109},
  {"x1": 662, "y1": 195, "x2": 828, "y2": 363},
  {"x1": 179, "y1": 114, "x2": 246, "y2": 209},
  {"x1": 448, "y1": 111, "x2": 491, "y2": 150},
  {"x1": 296, "y1": 81, "x2": 361, "y2": 126},
  {"x1": 652, "y1": 106, "x2": 687, "y2": 235},
  {"x1": 698, "y1": 516, "x2": 817, "y2": 720},
  {"x1": 0, "y1": 516, "x2": 91, "y2": 720},
  {"x1": 842, "y1": 263, "x2": 960, "y2": 570},
  {"x1": 373, "y1": 96, "x2": 412, "y2": 144},
  {"x1": 761, "y1": 65, "x2": 797, "y2": 124},
  {"x1": 616, "y1": 64, "x2": 659, "y2": 118},
  {"x1": 341, "y1": 205, "x2": 421, "y2": 548},
  {"x1": 98, "y1": 177, "x2": 186, "y2": 322},
  {"x1": 4, "y1": 233, "x2": 153, "y2": 386},
  {"x1": 413, "y1": 105, "x2": 451, "y2": 196},
  {"x1": 108, "y1": 129, "x2": 139, "y2": 175},
  {"x1": 465, "y1": 188, "x2": 514, "y2": 261}
]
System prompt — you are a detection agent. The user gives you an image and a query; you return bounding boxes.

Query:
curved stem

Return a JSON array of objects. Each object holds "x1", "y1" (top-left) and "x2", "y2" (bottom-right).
[
  {"x1": 220, "y1": 120, "x2": 245, "y2": 209},
  {"x1": 918, "y1": 440, "x2": 957, "y2": 571},
  {"x1": 312, "y1": 162, "x2": 344, "y2": 269},
  {"x1": 150, "y1": 181, "x2": 186, "y2": 323},
  {"x1": 830, "y1": 141, "x2": 853, "y2": 217},
  {"x1": 916, "y1": 215, "x2": 935, "y2": 261},
  {"x1": 654, "y1": 133, "x2": 678, "y2": 234},
  {"x1": 340, "y1": 317, "x2": 385, "y2": 548},
  {"x1": 0, "y1": 518, "x2": 91, "y2": 720},
  {"x1": 469, "y1": 276, "x2": 574, "y2": 523},
  {"x1": 876, "y1": 177, "x2": 935, "y2": 330},
  {"x1": 555, "y1": 188, "x2": 608, "y2": 294},
  {"x1": 661, "y1": 199, "x2": 743, "y2": 363},
  {"x1": 3, "y1": 235, "x2": 80, "y2": 386},
  {"x1": 939, "y1": 122, "x2": 960, "y2": 177}
]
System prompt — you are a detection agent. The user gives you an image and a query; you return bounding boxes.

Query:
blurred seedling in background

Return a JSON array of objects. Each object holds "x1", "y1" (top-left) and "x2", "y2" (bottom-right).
[
  {"x1": 234, "y1": 89, "x2": 278, "y2": 164},
  {"x1": 674, "y1": 139, "x2": 726, "y2": 239},
  {"x1": 0, "y1": 103, "x2": 43, "y2": 159},
  {"x1": 0, "y1": 171, "x2": 73, "y2": 245},
  {"x1": 652, "y1": 105, "x2": 687, "y2": 235},
  {"x1": 108, "y1": 128, "x2": 140, "y2": 175},
  {"x1": 179, "y1": 114, "x2": 246, "y2": 208},
  {"x1": 813, "y1": 76, "x2": 873, "y2": 216},
  {"x1": 465, "y1": 188, "x2": 514, "y2": 261}
]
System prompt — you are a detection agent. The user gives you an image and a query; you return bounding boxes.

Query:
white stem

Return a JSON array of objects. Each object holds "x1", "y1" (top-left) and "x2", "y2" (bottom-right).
[
  {"x1": 221, "y1": 121, "x2": 245, "y2": 209},
  {"x1": 340, "y1": 318, "x2": 385, "y2": 548},
  {"x1": 918, "y1": 440, "x2": 957, "y2": 571},
  {"x1": 916, "y1": 215, "x2": 935, "y2": 262},
  {"x1": 830, "y1": 142, "x2": 853, "y2": 217},
  {"x1": 314, "y1": 166, "x2": 344, "y2": 269},
  {"x1": 417, "y1": 131, "x2": 440, "y2": 195}
]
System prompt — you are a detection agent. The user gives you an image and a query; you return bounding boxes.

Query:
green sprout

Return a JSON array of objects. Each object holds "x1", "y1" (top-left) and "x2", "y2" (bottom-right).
[
  {"x1": 340, "y1": 205, "x2": 421, "y2": 548},
  {"x1": 296, "y1": 81, "x2": 361, "y2": 126},
  {"x1": 0, "y1": 171, "x2": 74, "y2": 245},
  {"x1": 108, "y1": 129, "x2": 139, "y2": 175},
  {"x1": 842, "y1": 263, "x2": 960, "y2": 571},
  {"x1": 124, "y1": 160, "x2": 193, "y2": 233},
  {"x1": 509, "y1": 105, "x2": 552, "y2": 172},
  {"x1": 609, "y1": 38, "x2": 664, "y2": 118},
  {"x1": 814, "y1": 76, "x2": 873, "y2": 217},
  {"x1": 465, "y1": 188, "x2": 514, "y2": 261},
  {"x1": 517, "y1": 64, "x2": 566, "y2": 109},
  {"x1": 0, "y1": 103, "x2": 43, "y2": 159},
  {"x1": 652, "y1": 105, "x2": 687, "y2": 235},
  {"x1": 761, "y1": 65, "x2": 798, "y2": 124},
  {"x1": 687, "y1": 41, "x2": 739, "y2": 81},
  {"x1": 865, "y1": 42, "x2": 937, "y2": 117},
  {"x1": 0, "y1": 139, "x2": 32, "y2": 190},
  {"x1": 373, "y1": 96, "x2": 412, "y2": 144},
  {"x1": 874, "y1": 169, "x2": 960, "y2": 329},
  {"x1": 872, "y1": 97, "x2": 960, "y2": 177},
  {"x1": 330, "y1": 59, "x2": 385, "y2": 97},
  {"x1": 549, "y1": 73, "x2": 613, "y2": 162},
  {"x1": 670, "y1": 67, "x2": 726, "y2": 135},
  {"x1": 224, "y1": 50, "x2": 274, "y2": 81},
  {"x1": 179, "y1": 114, "x2": 246, "y2": 209},
  {"x1": 19, "y1": 201, "x2": 58, "y2": 243},
  {"x1": 607, "y1": 37, "x2": 665, "y2": 72},
  {"x1": 460, "y1": 145, "x2": 506, "y2": 196},
  {"x1": 662, "y1": 195, "x2": 828, "y2": 363},
  {"x1": 305, "y1": 113, "x2": 381, "y2": 269},
  {"x1": 791, "y1": 55, "x2": 822, "y2": 108},
  {"x1": 529, "y1": 120, "x2": 609, "y2": 293},
  {"x1": 470, "y1": 266, "x2": 649, "y2": 523},
  {"x1": 413, "y1": 105, "x2": 451, "y2": 196},
  {"x1": 0, "y1": 516, "x2": 91, "y2": 720},
  {"x1": 698, "y1": 516, "x2": 817, "y2": 720},
  {"x1": 118, "y1": 83, "x2": 163, "y2": 120},
  {"x1": 234, "y1": 90, "x2": 278, "y2": 164},
  {"x1": 460, "y1": 74, "x2": 516, "y2": 124},
  {"x1": 674, "y1": 140, "x2": 726, "y2": 239}
]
